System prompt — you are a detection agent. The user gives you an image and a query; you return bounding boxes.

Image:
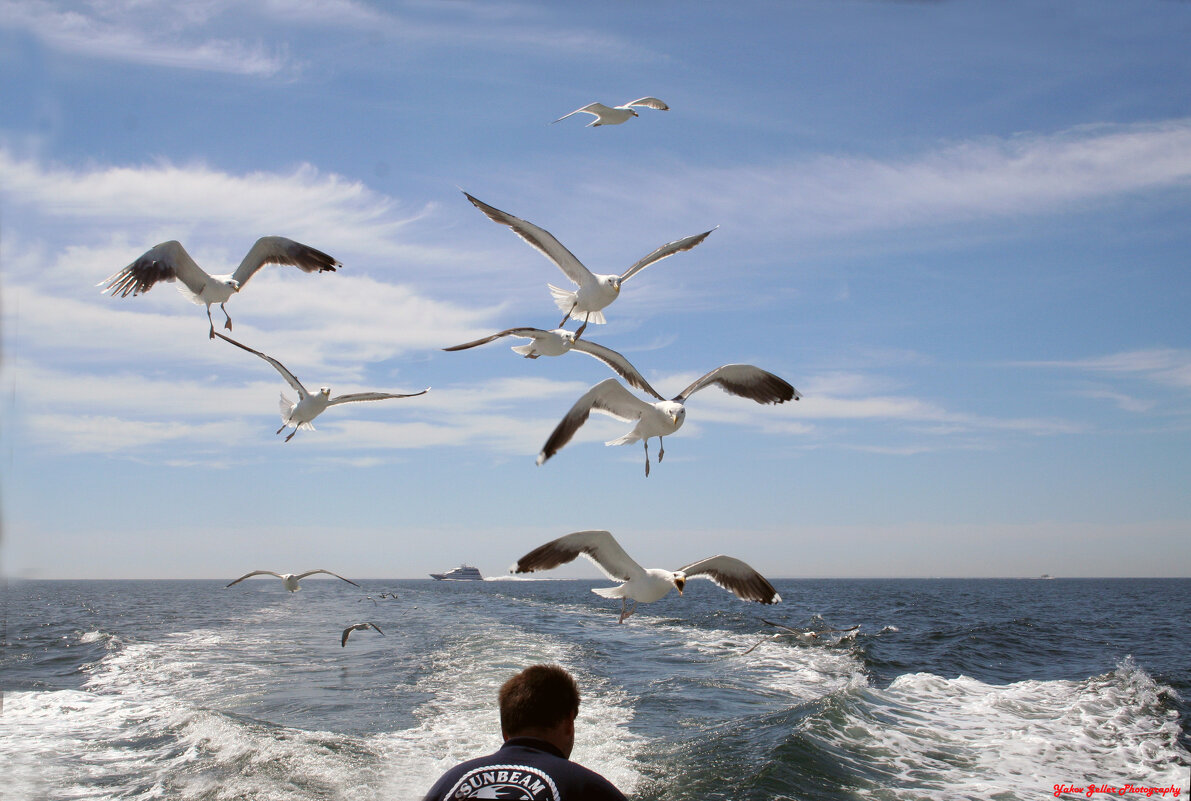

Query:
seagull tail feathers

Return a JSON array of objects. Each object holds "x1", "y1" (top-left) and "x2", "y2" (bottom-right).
[
  {"x1": 592, "y1": 585, "x2": 627, "y2": 598},
  {"x1": 605, "y1": 431, "x2": 642, "y2": 447},
  {"x1": 278, "y1": 393, "x2": 296, "y2": 424},
  {"x1": 510, "y1": 343, "x2": 536, "y2": 357}
]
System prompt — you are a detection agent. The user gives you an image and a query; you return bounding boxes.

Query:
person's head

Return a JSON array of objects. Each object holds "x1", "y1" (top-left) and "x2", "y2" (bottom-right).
[{"x1": 499, "y1": 664, "x2": 580, "y2": 756}]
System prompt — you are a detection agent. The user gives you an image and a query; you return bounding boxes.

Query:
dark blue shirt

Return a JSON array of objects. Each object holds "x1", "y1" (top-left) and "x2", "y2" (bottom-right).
[{"x1": 422, "y1": 736, "x2": 628, "y2": 801}]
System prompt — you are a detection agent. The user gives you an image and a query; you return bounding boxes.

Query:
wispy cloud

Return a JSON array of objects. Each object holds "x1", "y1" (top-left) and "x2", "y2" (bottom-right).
[
  {"x1": 0, "y1": 0, "x2": 655, "y2": 75},
  {"x1": 522, "y1": 119, "x2": 1191, "y2": 244},
  {"x1": 0, "y1": 150, "x2": 440, "y2": 263},
  {"x1": 0, "y1": 0, "x2": 293, "y2": 76}
]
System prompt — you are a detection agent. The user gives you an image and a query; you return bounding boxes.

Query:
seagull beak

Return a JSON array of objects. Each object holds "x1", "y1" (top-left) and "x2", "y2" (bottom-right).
[{"x1": 674, "y1": 577, "x2": 685, "y2": 595}]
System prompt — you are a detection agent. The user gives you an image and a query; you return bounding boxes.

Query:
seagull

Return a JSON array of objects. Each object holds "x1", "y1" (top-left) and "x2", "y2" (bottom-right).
[
  {"x1": 341, "y1": 622, "x2": 385, "y2": 647},
  {"x1": 463, "y1": 192, "x2": 714, "y2": 338},
  {"x1": 225, "y1": 569, "x2": 360, "y2": 592},
  {"x1": 98, "y1": 237, "x2": 340, "y2": 339},
  {"x1": 537, "y1": 365, "x2": 800, "y2": 476},
  {"x1": 741, "y1": 619, "x2": 861, "y2": 655},
  {"x1": 512, "y1": 530, "x2": 780, "y2": 623},
  {"x1": 443, "y1": 327, "x2": 664, "y2": 398},
  {"x1": 214, "y1": 332, "x2": 429, "y2": 442},
  {"x1": 551, "y1": 97, "x2": 669, "y2": 127}
]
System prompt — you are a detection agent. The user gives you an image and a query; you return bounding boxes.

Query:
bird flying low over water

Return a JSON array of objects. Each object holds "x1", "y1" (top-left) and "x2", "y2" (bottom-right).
[
  {"x1": 443, "y1": 327, "x2": 663, "y2": 398},
  {"x1": 512, "y1": 530, "x2": 780, "y2": 623},
  {"x1": 551, "y1": 97, "x2": 669, "y2": 127},
  {"x1": 98, "y1": 237, "x2": 340, "y2": 339},
  {"x1": 225, "y1": 569, "x2": 360, "y2": 592},
  {"x1": 214, "y1": 333, "x2": 429, "y2": 442},
  {"x1": 537, "y1": 365, "x2": 800, "y2": 476},
  {"x1": 741, "y1": 619, "x2": 861, "y2": 655},
  {"x1": 463, "y1": 192, "x2": 714, "y2": 338},
  {"x1": 341, "y1": 622, "x2": 384, "y2": 647}
]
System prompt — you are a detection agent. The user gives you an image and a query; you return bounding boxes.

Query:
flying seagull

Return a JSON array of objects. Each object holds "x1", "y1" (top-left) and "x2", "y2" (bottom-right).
[
  {"x1": 463, "y1": 192, "x2": 714, "y2": 338},
  {"x1": 98, "y1": 237, "x2": 340, "y2": 339},
  {"x1": 551, "y1": 97, "x2": 669, "y2": 127},
  {"x1": 443, "y1": 327, "x2": 664, "y2": 398},
  {"x1": 512, "y1": 530, "x2": 780, "y2": 623},
  {"x1": 341, "y1": 622, "x2": 385, "y2": 647},
  {"x1": 225, "y1": 569, "x2": 360, "y2": 592},
  {"x1": 537, "y1": 365, "x2": 800, "y2": 476},
  {"x1": 214, "y1": 332, "x2": 429, "y2": 442},
  {"x1": 741, "y1": 619, "x2": 861, "y2": 655}
]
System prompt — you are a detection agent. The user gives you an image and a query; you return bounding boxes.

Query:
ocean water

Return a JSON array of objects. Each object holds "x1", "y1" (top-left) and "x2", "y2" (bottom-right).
[{"x1": 2, "y1": 577, "x2": 1188, "y2": 800}]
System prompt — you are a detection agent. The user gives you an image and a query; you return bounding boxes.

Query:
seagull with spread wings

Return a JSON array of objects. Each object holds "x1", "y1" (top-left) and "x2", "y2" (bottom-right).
[
  {"x1": 512, "y1": 530, "x2": 780, "y2": 623},
  {"x1": 551, "y1": 97, "x2": 669, "y2": 127},
  {"x1": 463, "y1": 192, "x2": 714, "y2": 338},
  {"x1": 443, "y1": 327, "x2": 664, "y2": 398},
  {"x1": 225, "y1": 569, "x2": 359, "y2": 592},
  {"x1": 741, "y1": 619, "x2": 861, "y2": 655},
  {"x1": 341, "y1": 622, "x2": 384, "y2": 647},
  {"x1": 98, "y1": 237, "x2": 340, "y2": 338},
  {"x1": 537, "y1": 365, "x2": 800, "y2": 476},
  {"x1": 214, "y1": 333, "x2": 429, "y2": 442}
]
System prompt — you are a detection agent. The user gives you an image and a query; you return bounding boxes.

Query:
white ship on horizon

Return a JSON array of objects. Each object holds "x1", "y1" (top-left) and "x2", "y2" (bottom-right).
[{"x1": 429, "y1": 564, "x2": 484, "y2": 581}]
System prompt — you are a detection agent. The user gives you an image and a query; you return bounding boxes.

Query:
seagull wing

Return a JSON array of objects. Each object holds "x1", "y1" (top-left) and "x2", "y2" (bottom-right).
[
  {"x1": 674, "y1": 364, "x2": 800, "y2": 405},
  {"x1": 761, "y1": 618, "x2": 806, "y2": 636},
  {"x1": 551, "y1": 102, "x2": 610, "y2": 124},
  {"x1": 677, "y1": 555, "x2": 781, "y2": 604},
  {"x1": 327, "y1": 388, "x2": 429, "y2": 406},
  {"x1": 294, "y1": 569, "x2": 360, "y2": 587},
  {"x1": 226, "y1": 570, "x2": 284, "y2": 587},
  {"x1": 463, "y1": 192, "x2": 594, "y2": 286},
  {"x1": 513, "y1": 530, "x2": 646, "y2": 583},
  {"x1": 442, "y1": 328, "x2": 544, "y2": 351},
  {"x1": 623, "y1": 97, "x2": 669, "y2": 111},
  {"x1": 537, "y1": 378, "x2": 653, "y2": 465},
  {"x1": 98, "y1": 240, "x2": 211, "y2": 297},
  {"x1": 341, "y1": 622, "x2": 384, "y2": 647},
  {"x1": 230, "y1": 236, "x2": 340, "y2": 289},
  {"x1": 570, "y1": 339, "x2": 664, "y2": 400},
  {"x1": 214, "y1": 332, "x2": 309, "y2": 400},
  {"x1": 619, "y1": 227, "x2": 716, "y2": 283}
]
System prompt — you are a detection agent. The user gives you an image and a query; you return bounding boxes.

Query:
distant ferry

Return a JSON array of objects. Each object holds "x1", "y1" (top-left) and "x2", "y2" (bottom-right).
[{"x1": 429, "y1": 564, "x2": 484, "y2": 581}]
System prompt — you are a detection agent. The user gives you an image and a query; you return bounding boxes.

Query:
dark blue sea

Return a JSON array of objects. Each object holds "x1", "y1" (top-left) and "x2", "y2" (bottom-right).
[{"x1": 3, "y1": 577, "x2": 1189, "y2": 800}]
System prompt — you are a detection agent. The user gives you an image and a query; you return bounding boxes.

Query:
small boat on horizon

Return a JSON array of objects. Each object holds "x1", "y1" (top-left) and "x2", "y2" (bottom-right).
[{"x1": 430, "y1": 564, "x2": 484, "y2": 581}]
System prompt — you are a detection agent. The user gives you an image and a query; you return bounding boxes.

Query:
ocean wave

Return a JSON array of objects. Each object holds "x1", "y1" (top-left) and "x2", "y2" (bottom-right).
[{"x1": 794, "y1": 657, "x2": 1189, "y2": 800}]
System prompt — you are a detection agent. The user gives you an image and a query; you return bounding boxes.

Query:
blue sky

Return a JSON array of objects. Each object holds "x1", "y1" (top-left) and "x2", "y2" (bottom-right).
[{"x1": 2, "y1": 0, "x2": 1189, "y2": 580}]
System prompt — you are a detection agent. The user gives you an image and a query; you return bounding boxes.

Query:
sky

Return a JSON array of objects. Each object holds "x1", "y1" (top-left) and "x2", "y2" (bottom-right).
[{"x1": 1, "y1": 0, "x2": 1189, "y2": 580}]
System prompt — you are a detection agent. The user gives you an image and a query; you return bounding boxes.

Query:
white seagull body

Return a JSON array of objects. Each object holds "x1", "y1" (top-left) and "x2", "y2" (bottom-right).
[
  {"x1": 443, "y1": 327, "x2": 663, "y2": 398},
  {"x1": 214, "y1": 333, "x2": 429, "y2": 442},
  {"x1": 537, "y1": 365, "x2": 800, "y2": 476},
  {"x1": 463, "y1": 192, "x2": 714, "y2": 338},
  {"x1": 98, "y1": 237, "x2": 339, "y2": 338},
  {"x1": 225, "y1": 569, "x2": 360, "y2": 592},
  {"x1": 551, "y1": 97, "x2": 669, "y2": 127},
  {"x1": 512, "y1": 530, "x2": 780, "y2": 623},
  {"x1": 341, "y1": 622, "x2": 384, "y2": 647}
]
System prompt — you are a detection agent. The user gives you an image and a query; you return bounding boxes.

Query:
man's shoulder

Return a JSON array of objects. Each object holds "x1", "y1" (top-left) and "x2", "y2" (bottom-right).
[{"x1": 422, "y1": 744, "x2": 626, "y2": 801}]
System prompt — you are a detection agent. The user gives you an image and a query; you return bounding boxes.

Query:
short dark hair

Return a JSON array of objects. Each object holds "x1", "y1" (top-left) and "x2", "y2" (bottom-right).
[{"x1": 499, "y1": 664, "x2": 580, "y2": 735}]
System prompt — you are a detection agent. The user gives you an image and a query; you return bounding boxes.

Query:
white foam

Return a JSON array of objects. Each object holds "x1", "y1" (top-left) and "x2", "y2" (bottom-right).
[{"x1": 805, "y1": 658, "x2": 1189, "y2": 800}]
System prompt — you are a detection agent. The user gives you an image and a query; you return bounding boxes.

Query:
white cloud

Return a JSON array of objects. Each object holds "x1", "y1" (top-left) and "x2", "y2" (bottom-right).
[
  {"x1": 0, "y1": 150, "x2": 439, "y2": 263},
  {"x1": 0, "y1": 0, "x2": 292, "y2": 76},
  {"x1": 527, "y1": 119, "x2": 1191, "y2": 243}
]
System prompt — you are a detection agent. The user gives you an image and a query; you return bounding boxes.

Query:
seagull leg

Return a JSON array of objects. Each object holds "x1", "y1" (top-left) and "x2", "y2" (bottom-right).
[
  {"x1": 658, "y1": 437, "x2": 665, "y2": 462},
  {"x1": 643, "y1": 441, "x2": 651, "y2": 477},
  {"x1": 623, "y1": 601, "x2": 638, "y2": 620},
  {"x1": 222, "y1": 302, "x2": 233, "y2": 331},
  {"x1": 285, "y1": 428, "x2": 298, "y2": 442},
  {"x1": 574, "y1": 312, "x2": 591, "y2": 341},
  {"x1": 207, "y1": 307, "x2": 216, "y2": 340},
  {"x1": 558, "y1": 304, "x2": 576, "y2": 328}
]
